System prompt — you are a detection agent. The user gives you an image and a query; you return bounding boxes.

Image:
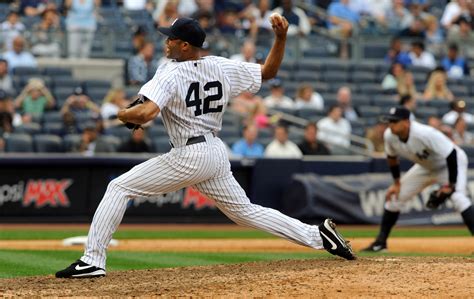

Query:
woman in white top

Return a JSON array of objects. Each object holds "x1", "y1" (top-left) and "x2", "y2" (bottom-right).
[{"x1": 294, "y1": 83, "x2": 324, "y2": 110}]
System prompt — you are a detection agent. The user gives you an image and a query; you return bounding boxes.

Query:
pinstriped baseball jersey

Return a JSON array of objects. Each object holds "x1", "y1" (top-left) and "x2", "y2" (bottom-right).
[
  {"x1": 79, "y1": 55, "x2": 326, "y2": 270},
  {"x1": 139, "y1": 56, "x2": 261, "y2": 147}
]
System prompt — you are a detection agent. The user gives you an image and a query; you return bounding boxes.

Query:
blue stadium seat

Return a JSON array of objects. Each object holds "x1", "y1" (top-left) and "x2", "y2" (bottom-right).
[
  {"x1": 5, "y1": 134, "x2": 34, "y2": 152},
  {"x1": 15, "y1": 123, "x2": 42, "y2": 135},
  {"x1": 63, "y1": 134, "x2": 81, "y2": 152},
  {"x1": 34, "y1": 134, "x2": 63, "y2": 152},
  {"x1": 43, "y1": 122, "x2": 64, "y2": 135}
]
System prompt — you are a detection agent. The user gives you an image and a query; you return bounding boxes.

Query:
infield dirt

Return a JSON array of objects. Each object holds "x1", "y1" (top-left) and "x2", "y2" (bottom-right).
[{"x1": 1, "y1": 257, "x2": 473, "y2": 297}]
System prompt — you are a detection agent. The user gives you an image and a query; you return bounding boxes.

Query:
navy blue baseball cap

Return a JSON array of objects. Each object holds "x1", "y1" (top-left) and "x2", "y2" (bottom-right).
[
  {"x1": 383, "y1": 106, "x2": 411, "y2": 122},
  {"x1": 158, "y1": 18, "x2": 206, "y2": 48}
]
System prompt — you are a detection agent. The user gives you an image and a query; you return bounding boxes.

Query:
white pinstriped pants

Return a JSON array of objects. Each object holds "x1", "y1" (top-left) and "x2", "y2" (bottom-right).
[
  {"x1": 385, "y1": 149, "x2": 473, "y2": 213},
  {"x1": 81, "y1": 134, "x2": 323, "y2": 269}
]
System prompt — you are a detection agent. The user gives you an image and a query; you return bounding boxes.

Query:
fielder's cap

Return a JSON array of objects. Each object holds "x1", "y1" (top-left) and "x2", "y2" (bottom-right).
[
  {"x1": 383, "y1": 106, "x2": 411, "y2": 122},
  {"x1": 158, "y1": 17, "x2": 206, "y2": 48}
]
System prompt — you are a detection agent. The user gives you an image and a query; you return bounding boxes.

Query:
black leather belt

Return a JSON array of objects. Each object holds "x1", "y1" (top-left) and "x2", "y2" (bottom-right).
[
  {"x1": 170, "y1": 135, "x2": 207, "y2": 148},
  {"x1": 186, "y1": 135, "x2": 206, "y2": 146}
]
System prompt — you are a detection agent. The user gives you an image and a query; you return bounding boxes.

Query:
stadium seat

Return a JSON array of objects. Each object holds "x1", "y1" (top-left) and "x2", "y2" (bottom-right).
[
  {"x1": 62, "y1": 134, "x2": 81, "y2": 152},
  {"x1": 96, "y1": 135, "x2": 121, "y2": 153},
  {"x1": 43, "y1": 122, "x2": 64, "y2": 135},
  {"x1": 34, "y1": 134, "x2": 63, "y2": 152},
  {"x1": 351, "y1": 71, "x2": 377, "y2": 83},
  {"x1": 297, "y1": 108, "x2": 325, "y2": 120},
  {"x1": 106, "y1": 125, "x2": 132, "y2": 141},
  {"x1": 322, "y1": 70, "x2": 349, "y2": 83},
  {"x1": 293, "y1": 70, "x2": 321, "y2": 82},
  {"x1": 43, "y1": 67, "x2": 73, "y2": 78},
  {"x1": 5, "y1": 133, "x2": 34, "y2": 152},
  {"x1": 42, "y1": 111, "x2": 63, "y2": 123},
  {"x1": 12, "y1": 66, "x2": 41, "y2": 76},
  {"x1": 15, "y1": 123, "x2": 42, "y2": 135}
]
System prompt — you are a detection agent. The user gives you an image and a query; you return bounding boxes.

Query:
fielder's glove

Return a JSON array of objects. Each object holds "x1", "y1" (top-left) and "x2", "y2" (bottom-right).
[
  {"x1": 426, "y1": 185, "x2": 454, "y2": 210},
  {"x1": 124, "y1": 97, "x2": 145, "y2": 130}
]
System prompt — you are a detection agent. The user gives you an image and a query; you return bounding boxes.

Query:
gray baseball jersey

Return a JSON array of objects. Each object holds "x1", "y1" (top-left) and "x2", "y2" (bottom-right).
[
  {"x1": 383, "y1": 121, "x2": 472, "y2": 213},
  {"x1": 80, "y1": 56, "x2": 324, "y2": 269}
]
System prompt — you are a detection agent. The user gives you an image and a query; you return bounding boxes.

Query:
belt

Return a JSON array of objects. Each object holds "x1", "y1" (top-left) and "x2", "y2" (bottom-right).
[{"x1": 170, "y1": 135, "x2": 207, "y2": 148}]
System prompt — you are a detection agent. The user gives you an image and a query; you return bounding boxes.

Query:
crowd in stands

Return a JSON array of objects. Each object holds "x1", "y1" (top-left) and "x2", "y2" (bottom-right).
[{"x1": 2, "y1": 1, "x2": 474, "y2": 159}]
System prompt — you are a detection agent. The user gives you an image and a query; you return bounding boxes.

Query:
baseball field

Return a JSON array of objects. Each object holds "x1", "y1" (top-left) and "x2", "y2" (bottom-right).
[{"x1": 0, "y1": 224, "x2": 473, "y2": 297}]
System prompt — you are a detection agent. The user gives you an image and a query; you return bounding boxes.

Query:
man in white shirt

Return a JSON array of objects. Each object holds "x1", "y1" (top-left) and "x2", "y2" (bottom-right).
[
  {"x1": 230, "y1": 40, "x2": 257, "y2": 63},
  {"x1": 442, "y1": 99, "x2": 474, "y2": 125},
  {"x1": 408, "y1": 41, "x2": 436, "y2": 70},
  {"x1": 317, "y1": 105, "x2": 352, "y2": 149},
  {"x1": 263, "y1": 78, "x2": 294, "y2": 110},
  {"x1": 264, "y1": 124, "x2": 303, "y2": 158},
  {"x1": 2, "y1": 35, "x2": 37, "y2": 72}
]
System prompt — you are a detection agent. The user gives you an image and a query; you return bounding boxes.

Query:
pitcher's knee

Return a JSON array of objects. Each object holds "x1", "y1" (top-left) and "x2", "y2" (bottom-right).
[{"x1": 451, "y1": 192, "x2": 472, "y2": 212}]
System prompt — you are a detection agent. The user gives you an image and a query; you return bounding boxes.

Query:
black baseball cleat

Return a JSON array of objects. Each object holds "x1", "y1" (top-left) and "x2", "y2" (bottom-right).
[
  {"x1": 55, "y1": 260, "x2": 106, "y2": 278},
  {"x1": 361, "y1": 241, "x2": 387, "y2": 252},
  {"x1": 318, "y1": 219, "x2": 356, "y2": 260}
]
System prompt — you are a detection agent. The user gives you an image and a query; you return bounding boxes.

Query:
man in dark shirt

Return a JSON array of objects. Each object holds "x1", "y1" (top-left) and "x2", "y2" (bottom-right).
[
  {"x1": 298, "y1": 122, "x2": 330, "y2": 155},
  {"x1": 118, "y1": 128, "x2": 151, "y2": 153}
]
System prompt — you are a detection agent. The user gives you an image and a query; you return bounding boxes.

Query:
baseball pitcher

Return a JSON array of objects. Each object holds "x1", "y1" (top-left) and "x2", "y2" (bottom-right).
[{"x1": 56, "y1": 16, "x2": 355, "y2": 278}]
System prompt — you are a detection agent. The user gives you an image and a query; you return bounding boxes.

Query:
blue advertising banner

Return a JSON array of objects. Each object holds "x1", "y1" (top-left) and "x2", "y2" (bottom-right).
[{"x1": 281, "y1": 172, "x2": 474, "y2": 225}]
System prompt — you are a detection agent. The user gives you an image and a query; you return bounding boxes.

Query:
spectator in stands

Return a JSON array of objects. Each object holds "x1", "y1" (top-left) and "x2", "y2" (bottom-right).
[
  {"x1": 381, "y1": 63, "x2": 407, "y2": 94},
  {"x1": 442, "y1": 99, "x2": 474, "y2": 125},
  {"x1": 408, "y1": 40, "x2": 436, "y2": 70},
  {"x1": 101, "y1": 88, "x2": 130, "y2": 129},
  {"x1": 253, "y1": 0, "x2": 273, "y2": 36},
  {"x1": 230, "y1": 40, "x2": 256, "y2": 63},
  {"x1": 264, "y1": 124, "x2": 303, "y2": 158},
  {"x1": 0, "y1": 11, "x2": 25, "y2": 52},
  {"x1": 154, "y1": 0, "x2": 180, "y2": 27},
  {"x1": 128, "y1": 42, "x2": 158, "y2": 86},
  {"x1": 65, "y1": 0, "x2": 100, "y2": 59},
  {"x1": 0, "y1": 90, "x2": 14, "y2": 135},
  {"x1": 385, "y1": 37, "x2": 411, "y2": 67},
  {"x1": 118, "y1": 128, "x2": 152, "y2": 153},
  {"x1": 317, "y1": 105, "x2": 352, "y2": 150},
  {"x1": 365, "y1": 121, "x2": 387, "y2": 154},
  {"x1": 398, "y1": 16, "x2": 426, "y2": 38},
  {"x1": 447, "y1": 16, "x2": 474, "y2": 59},
  {"x1": 14, "y1": 78, "x2": 54, "y2": 119},
  {"x1": 123, "y1": 0, "x2": 155, "y2": 11},
  {"x1": 441, "y1": 44, "x2": 470, "y2": 79},
  {"x1": 427, "y1": 115, "x2": 442, "y2": 130},
  {"x1": 217, "y1": 7, "x2": 242, "y2": 35},
  {"x1": 263, "y1": 78, "x2": 294, "y2": 110},
  {"x1": 336, "y1": 86, "x2": 359, "y2": 121},
  {"x1": 131, "y1": 26, "x2": 147, "y2": 55},
  {"x1": 298, "y1": 122, "x2": 330, "y2": 155},
  {"x1": 385, "y1": 0, "x2": 412, "y2": 33},
  {"x1": 441, "y1": 0, "x2": 472, "y2": 31},
  {"x1": 60, "y1": 86, "x2": 100, "y2": 118},
  {"x1": 0, "y1": 59, "x2": 14, "y2": 95},
  {"x1": 30, "y1": 7, "x2": 62, "y2": 58},
  {"x1": 62, "y1": 111, "x2": 80, "y2": 135},
  {"x1": 19, "y1": 0, "x2": 54, "y2": 17},
  {"x1": 2, "y1": 35, "x2": 37, "y2": 71},
  {"x1": 399, "y1": 94, "x2": 417, "y2": 119},
  {"x1": 327, "y1": 0, "x2": 359, "y2": 58},
  {"x1": 423, "y1": 70, "x2": 454, "y2": 101},
  {"x1": 77, "y1": 124, "x2": 111, "y2": 156},
  {"x1": 0, "y1": 90, "x2": 22, "y2": 128},
  {"x1": 232, "y1": 124, "x2": 264, "y2": 158},
  {"x1": 294, "y1": 83, "x2": 324, "y2": 111},
  {"x1": 200, "y1": 41, "x2": 211, "y2": 57},
  {"x1": 273, "y1": 0, "x2": 311, "y2": 36},
  {"x1": 452, "y1": 115, "x2": 474, "y2": 145},
  {"x1": 232, "y1": 90, "x2": 263, "y2": 115}
]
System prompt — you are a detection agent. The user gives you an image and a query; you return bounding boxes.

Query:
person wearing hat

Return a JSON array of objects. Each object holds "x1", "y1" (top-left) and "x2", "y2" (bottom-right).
[
  {"x1": 442, "y1": 99, "x2": 474, "y2": 125},
  {"x1": 263, "y1": 78, "x2": 294, "y2": 110},
  {"x1": 56, "y1": 15, "x2": 355, "y2": 278},
  {"x1": 363, "y1": 106, "x2": 474, "y2": 252},
  {"x1": 127, "y1": 41, "x2": 159, "y2": 86}
]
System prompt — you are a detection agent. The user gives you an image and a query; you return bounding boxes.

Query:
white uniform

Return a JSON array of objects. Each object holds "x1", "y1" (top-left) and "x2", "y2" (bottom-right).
[
  {"x1": 81, "y1": 56, "x2": 323, "y2": 269},
  {"x1": 384, "y1": 121, "x2": 472, "y2": 213}
]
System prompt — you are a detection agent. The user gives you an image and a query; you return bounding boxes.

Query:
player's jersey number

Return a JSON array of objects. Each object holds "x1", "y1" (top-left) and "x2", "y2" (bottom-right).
[{"x1": 185, "y1": 81, "x2": 223, "y2": 116}]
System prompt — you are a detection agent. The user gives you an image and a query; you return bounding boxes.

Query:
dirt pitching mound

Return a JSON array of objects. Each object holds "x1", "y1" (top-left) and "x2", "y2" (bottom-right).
[{"x1": 1, "y1": 257, "x2": 473, "y2": 298}]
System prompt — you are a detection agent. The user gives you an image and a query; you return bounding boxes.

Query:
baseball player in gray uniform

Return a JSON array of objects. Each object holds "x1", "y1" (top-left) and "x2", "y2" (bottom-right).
[
  {"x1": 363, "y1": 106, "x2": 474, "y2": 252},
  {"x1": 56, "y1": 16, "x2": 355, "y2": 278}
]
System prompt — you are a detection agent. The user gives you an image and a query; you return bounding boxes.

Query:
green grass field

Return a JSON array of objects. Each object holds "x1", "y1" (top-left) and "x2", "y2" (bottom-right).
[{"x1": 0, "y1": 227, "x2": 472, "y2": 278}]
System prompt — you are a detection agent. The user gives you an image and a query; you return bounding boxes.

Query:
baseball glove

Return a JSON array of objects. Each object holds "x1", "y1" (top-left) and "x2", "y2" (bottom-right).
[
  {"x1": 426, "y1": 187, "x2": 453, "y2": 210},
  {"x1": 124, "y1": 97, "x2": 145, "y2": 130}
]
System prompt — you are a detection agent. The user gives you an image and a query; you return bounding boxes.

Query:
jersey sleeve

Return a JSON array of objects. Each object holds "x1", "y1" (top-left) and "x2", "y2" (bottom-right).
[
  {"x1": 383, "y1": 128, "x2": 397, "y2": 157},
  {"x1": 217, "y1": 57, "x2": 262, "y2": 98},
  {"x1": 138, "y1": 71, "x2": 176, "y2": 109},
  {"x1": 425, "y1": 128, "x2": 454, "y2": 158}
]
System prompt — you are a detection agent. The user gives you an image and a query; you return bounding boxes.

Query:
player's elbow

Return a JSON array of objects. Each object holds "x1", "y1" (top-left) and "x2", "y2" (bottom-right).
[{"x1": 261, "y1": 66, "x2": 277, "y2": 80}]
